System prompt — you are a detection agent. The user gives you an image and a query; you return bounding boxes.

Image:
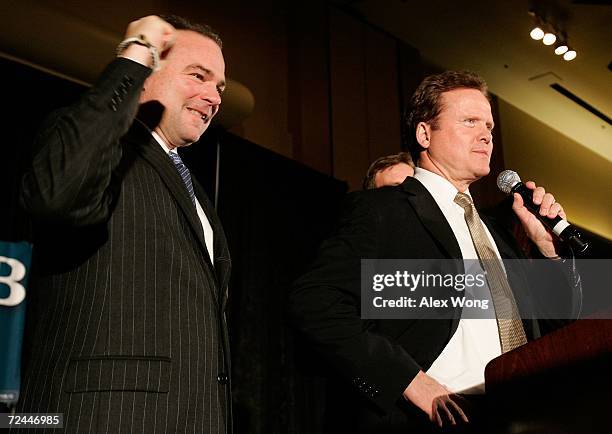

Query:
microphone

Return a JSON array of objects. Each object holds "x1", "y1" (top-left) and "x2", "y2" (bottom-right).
[{"x1": 497, "y1": 170, "x2": 589, "y2": 254}]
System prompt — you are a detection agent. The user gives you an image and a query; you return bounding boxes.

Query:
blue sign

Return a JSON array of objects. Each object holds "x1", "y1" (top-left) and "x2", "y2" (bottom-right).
[{"x1": 0, "y1": 241, "x2": 32, "y2": 407}]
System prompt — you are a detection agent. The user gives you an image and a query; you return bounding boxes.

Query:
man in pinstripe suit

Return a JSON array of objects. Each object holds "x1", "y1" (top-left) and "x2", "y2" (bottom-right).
[{"x1": 18, "y1": 15, "x2": 232, "y2": 433}]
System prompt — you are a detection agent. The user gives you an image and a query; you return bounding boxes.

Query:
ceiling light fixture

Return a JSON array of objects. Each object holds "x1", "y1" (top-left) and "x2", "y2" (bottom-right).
[
  {"x1": 528, "y1": 6, "x2": 576, "y2": 63},
  {"x1": 554, "y1": 36, "x2": 569, "y2": 55},
  {"x1": 563, "y1": 50, "x2": 577, "y2": 61},
  {"x1": 530, "y1": 27, "x2": 545, "y2": 40},
  {"x1": 542, "y1": 32, "x2": 557, "y2": 45}
]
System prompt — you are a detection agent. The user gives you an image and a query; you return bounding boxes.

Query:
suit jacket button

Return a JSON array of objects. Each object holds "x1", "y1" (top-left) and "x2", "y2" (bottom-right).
[
  {"x1": 109, "y1": 97, "x2": 118, "y2": 111},
  {"x1": 217, "y1": 373, "x2": 229, "y2": 385}
]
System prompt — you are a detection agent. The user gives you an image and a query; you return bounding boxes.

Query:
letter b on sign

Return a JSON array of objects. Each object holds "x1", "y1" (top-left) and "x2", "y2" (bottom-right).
[{"x1": 0, "y1": 256, "x2": 26, "y2": 307}]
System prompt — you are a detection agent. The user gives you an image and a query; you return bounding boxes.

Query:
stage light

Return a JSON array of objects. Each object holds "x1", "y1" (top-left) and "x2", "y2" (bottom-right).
[
  {"x1": 530, "y1": 27, "x2": 544, "y2": 40},
  {"x1": 542, "y1": 32, "x2": 556, "y2": 45},
  {"x1": 554, "y1": 42, "x2": 569, "y2": 55},
  {"x1": 563, "y1": 50, "x2": 577, "y2": 61},
  {"x1": 528, "y1": 8, "x2": 577, "y2": 63}
]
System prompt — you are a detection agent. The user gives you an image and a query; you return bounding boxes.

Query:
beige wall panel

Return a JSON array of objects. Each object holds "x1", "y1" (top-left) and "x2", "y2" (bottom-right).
[
  {"x1": 364, "y1": 27, "x2": 402, "y2": 164},
  {"x1": 5, "y1": 0, "x2": 295, "y2": 158},
  {"x1": 287, "y1": 3, "x2": 332, "y2": 175},
  {"x1": 499, "y1": 99, "x2": 612, "y2": 240},
  {"x1": 189, "y1": 1, "x2": 294, "y2": 158},
  {"x1": 2, "y1": 2, "x2": 411, "y2": 177},
  {"x1": 329, "y1": 9, "x2": 369, "y2": 191}
]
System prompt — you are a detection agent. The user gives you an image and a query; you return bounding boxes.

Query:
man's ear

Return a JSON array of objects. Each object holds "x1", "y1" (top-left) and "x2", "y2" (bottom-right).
[{"x1": 416, "y1": 122, "x2": 431, "y2": 149}]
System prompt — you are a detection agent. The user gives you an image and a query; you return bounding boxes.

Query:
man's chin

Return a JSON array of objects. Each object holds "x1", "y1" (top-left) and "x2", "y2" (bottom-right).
[
  {"x1": 479, "y1": 163, "x2": 491, "y2": 175},
  {"x1": 181, "y1": 130, "x2": 208, "y2": 146},
  {"x1": 472, "y1": 166, "x2": 491, "y2": 181}
]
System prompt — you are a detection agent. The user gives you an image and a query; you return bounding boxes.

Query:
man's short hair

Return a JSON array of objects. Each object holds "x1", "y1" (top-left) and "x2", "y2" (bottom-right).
[
  {"x1": 363, "y1": 152, "x2": 414, "y2": 190},
  {"x1": 405, "y1": 70, "x2": 488, "y2": 163},
  {"x1": 160, "y1": 14, "x2": 223, "y2": 49}
]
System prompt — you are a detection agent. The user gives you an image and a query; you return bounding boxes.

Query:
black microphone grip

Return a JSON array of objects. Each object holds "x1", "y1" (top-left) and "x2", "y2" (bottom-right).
[
  {"x1": 510, "y1": 182, "x2": 589, "y2": 254},
  {"x1": 511, "y1": 182, "x2": 564, "y2": 227}
]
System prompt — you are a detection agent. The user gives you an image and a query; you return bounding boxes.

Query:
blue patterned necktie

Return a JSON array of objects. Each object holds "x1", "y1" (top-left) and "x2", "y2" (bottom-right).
[{"x1": 168, "y1": 151, "x2": 196, "y2": 206}]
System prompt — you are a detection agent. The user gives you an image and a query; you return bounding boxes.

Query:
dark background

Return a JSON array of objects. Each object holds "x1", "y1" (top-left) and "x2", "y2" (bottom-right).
[{"x1": 1, "y1": 55, "x2": 611, "y2": 433}]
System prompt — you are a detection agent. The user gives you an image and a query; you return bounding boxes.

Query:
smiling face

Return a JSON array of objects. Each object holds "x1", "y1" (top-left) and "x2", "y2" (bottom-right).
[
  {"x1": 140, "y1": 30, "x2": 226, "y2": 149},
  {"x1": 416, "y1": 88, "x2": 494, "y2": 191}
]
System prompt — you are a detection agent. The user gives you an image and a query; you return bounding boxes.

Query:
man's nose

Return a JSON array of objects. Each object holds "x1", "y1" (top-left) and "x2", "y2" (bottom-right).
[
  {"x1": 200, "y1": 82, "x2": 221, "y2": 105},
  {"x1": 480, "y1": 128, "x2": 492, "y2": 144}
]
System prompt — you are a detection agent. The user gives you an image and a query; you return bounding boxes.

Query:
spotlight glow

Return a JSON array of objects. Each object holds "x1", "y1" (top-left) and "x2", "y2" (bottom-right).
[
  {"x1": 563, "y1": 50, "x2": 577, "y2": 61},
  {"x1": 555, "y1": 45, "x2": 569, "y2": 55},
  {"x1": 530, "y1": 27, "x2": 544, "y2": 40},
  {"x1": 542, "y1": 33, "x2": 557, "y2": 45}
]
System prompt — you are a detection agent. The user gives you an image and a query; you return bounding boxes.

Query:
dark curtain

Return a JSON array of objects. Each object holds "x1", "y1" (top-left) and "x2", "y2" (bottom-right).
[
  {"x1": 0, "y1": 57, "x2": 84, "y2": 241},
  {"x1": 183, "y1": 130, "x2": 348, "y2": 433}
]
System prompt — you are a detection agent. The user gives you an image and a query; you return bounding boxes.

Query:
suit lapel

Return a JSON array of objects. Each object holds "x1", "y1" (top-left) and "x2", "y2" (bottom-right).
[
  {"x1": 401, "y1": 178, "x2": 462, "y2": 260},
  {"x1": 193, "y1": 181, "x2": 232, "y2": 304},
  {"x1": 124, "y1": 125, "x2": 220, "y2": 298},
  {"x1": 401, "y1": 178, "x2": 463, "y2": 332}
]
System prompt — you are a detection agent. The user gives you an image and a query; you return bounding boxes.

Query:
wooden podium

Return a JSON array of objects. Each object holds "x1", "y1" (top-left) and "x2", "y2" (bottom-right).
[{"x1": 484, "y1": 318, "x2": 612, "y2": 434}]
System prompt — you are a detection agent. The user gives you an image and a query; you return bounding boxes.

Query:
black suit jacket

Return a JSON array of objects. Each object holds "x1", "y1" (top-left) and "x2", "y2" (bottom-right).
[
  {"x1": 18, "y1": 58, "x2": 232, "y2": 433},
  {"x1": 289, "y1": 176, "x2": 578, "y2": 433}
]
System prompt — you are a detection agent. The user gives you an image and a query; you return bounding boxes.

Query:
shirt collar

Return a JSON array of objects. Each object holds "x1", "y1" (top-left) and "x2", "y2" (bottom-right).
[
  {"x1": 413, "y1": 167, "x2": 473, "y2": 207},
  {"x1": 135, "y1": 118, "x2": 176, "y2": 155}
]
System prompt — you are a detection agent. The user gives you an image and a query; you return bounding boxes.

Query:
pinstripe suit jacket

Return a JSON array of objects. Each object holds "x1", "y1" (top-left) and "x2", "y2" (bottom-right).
[{"x1": 17, "y1": 58, "x2": 232, "y2": 433}]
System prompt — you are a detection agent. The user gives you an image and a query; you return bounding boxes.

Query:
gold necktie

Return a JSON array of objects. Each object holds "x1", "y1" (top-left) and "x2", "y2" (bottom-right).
[{"x1": 454, "y1": 192, "x2": 527, "y2": 353}]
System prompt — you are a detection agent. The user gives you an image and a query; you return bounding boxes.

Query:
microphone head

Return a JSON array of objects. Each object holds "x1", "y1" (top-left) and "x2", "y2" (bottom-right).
[{"x1": 497, "y1": 170, "x2": 521, "y2": 194}]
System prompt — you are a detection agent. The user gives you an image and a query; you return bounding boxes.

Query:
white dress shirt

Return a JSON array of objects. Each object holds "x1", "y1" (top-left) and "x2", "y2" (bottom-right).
[{"x1": 413, "y1": 167, "x2": 502, "y2": 393}]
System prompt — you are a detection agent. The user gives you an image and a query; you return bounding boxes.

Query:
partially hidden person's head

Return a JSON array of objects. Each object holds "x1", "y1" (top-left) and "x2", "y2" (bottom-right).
[
  {"x1": 363, "y1": 152, "x2": 415, "y2": 189},
  {"x1": 405, "y1": 70, "x2": 493, "y2": 190},
  {"x1": 141, "y1": 15, "x2": 226, "y2": 149}
]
